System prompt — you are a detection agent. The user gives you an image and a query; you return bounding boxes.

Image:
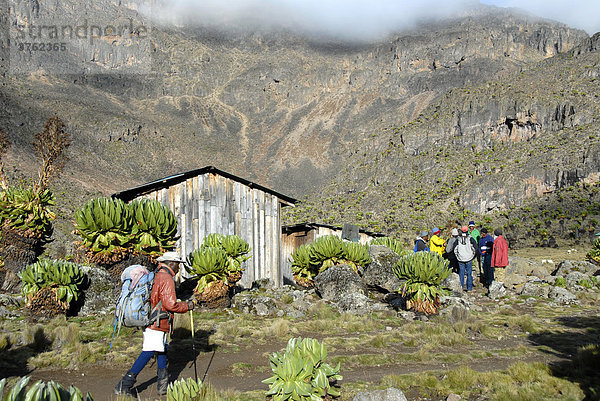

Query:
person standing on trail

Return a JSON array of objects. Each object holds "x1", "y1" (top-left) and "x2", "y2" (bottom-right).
[
  {"x1": 468, "y1": 221, "x2": 482, "y2": 281},
  {"x1": 491, "y1": 228, "x2": 509, "y2": 280},
  {"x1": 479, "y1": 228, "x2": 495, "y2": 287},
  {"x1": 115, "y1": 252, "x2": 194, "y2": 396},
  {"x1": 429, "y1": 227, "x2": 445, "y2": 256},
  {"x1": 414, "y1": 231, "x2": 430, "y2": 252},
  {"x1": 454, "y1": 226, "x2": 479, "y2": 292},
  {"x1": 445, "y1": 228, "x2": 460, "y2": 273}
]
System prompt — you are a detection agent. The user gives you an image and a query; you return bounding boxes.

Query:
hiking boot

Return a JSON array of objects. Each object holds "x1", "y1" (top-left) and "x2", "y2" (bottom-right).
[
  {"x1": 114, "y1": 371, "x2": 137, "y2": 396},
  {"x1": 157, "y1": 368, "x2": 169, "y2": 395}
]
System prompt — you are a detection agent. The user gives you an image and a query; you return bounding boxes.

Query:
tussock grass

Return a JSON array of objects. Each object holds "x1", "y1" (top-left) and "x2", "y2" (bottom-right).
[
  {"x1": 380, "y1": 361, "x2": 584, "y2": 400},
  {"x1": 263, "y1": 318, "x2": 296, "y2": 339}
]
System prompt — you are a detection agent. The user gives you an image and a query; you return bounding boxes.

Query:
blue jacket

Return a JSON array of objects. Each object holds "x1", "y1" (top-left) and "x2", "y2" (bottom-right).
[{"x1": 479, "y1": 234, "x2": 494, "y2": 255}]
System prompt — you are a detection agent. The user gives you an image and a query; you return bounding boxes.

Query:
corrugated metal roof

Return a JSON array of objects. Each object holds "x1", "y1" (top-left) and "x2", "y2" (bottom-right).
[{"x1": 111, "y1": 165, "x2": 297, "y2": 205}]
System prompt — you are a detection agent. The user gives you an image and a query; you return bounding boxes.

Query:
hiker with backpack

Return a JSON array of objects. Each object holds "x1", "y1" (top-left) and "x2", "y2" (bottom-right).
[
  {"x1": 491, "y1": 228, "x2": 509, "y2": 281},
  {"x1": 414, "y1": 231, "x2": 430, "y2": 252},
  {"x1": 454, "y1": 226, "x2": 480, "y2": 292},
  {"x1": 115, "y1": 251, "x2": 194, "y2": 396},
  {"x1": 429, "y1": 227, "x2": 445, "y2": 256},
  {"x1": 445, "y1": 228, "x2": 460, "y2": 273}
]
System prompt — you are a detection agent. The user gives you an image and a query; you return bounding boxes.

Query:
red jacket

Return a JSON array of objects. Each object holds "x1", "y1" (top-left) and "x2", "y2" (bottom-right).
[
  {"x1": 492, "y1": 235, "x2": 509, "y2": 268},
  {"x1": 148, "y1": 263, "x2": 189, "y2": 333}
]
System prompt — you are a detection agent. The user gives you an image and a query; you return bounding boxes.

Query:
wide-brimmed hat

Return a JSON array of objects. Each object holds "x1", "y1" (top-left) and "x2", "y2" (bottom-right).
[
  {"x1": 157, "y1": 251, "x2": 184, "y2": 263},
  {"x1": 420, "y1": 230, "x2": 429, "y2": 237},
  {"x1": 468, "y1": 221, "x2": 476, "y2": 227},
  {"x1": 451, "y1": 228, "x2": 459, "y2": 236}
]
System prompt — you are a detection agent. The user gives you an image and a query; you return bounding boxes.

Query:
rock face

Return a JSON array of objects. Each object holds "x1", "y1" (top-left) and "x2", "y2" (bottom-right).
[
  {"x1": 352, "y1": 388, "x2": 408, "y2": 401},
  {"x1": 314, "y1": 265, "x2": 367, "y2": 301},
  {"x1": 362, "y1": 246, "x2": 403, "y2": 292},
  {"x1": 77, "y1": 266, "x2": 118, "y2": 316}
]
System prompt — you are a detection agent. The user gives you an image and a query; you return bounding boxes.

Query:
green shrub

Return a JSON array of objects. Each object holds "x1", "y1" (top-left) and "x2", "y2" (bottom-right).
[
  {"x1": 554, "y1": 277, "x2": 567, "y2": 288},
  {"x1": 167, "y1": 377, "x2": 202, "y2": 401},
  {"x1": 0, "y1": 187, "x2": 56, "y2": 241},
  {"x1": 0, "y1": 376, "x2": 94, "y2": 400},
  {"x1": 290, "y1": 236, "x2": 371, "y2": 287},
  {"x1": 393, "y1": 252, "x2": 450, "y2": 315},
  {"x1": 263, "y1": 337, "x2": 342, "y2": 400},
  {"x1": 20, "y1": 259, "x2": 84, "y2": 303},
  {"x1": 73, "y1": 197, "x2": 179, "y2": 264},
  {"x1": 370, "y1": 237, "x2": 410, "y2": 257}
]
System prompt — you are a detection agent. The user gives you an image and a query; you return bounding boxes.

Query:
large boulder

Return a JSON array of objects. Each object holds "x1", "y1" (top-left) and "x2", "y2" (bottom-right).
[
  {"x1": 336, "y1": 293, "x2": 390, "y2": 314},
  {"x1": 520, "y1": 282, "x2": 550, "y2": 298},
  {"x1": 564, "y1": 271, "x2": 591, "y2": 289},
  {"x1": 552, "y1": 260, "x2": 600, "y2": 277},
  {"x1": 548, "y1": 286, "x2": 578, "y2": 304},
  {"x1": 441, "y1": 273, "x2": 463, "y2": 296},
  {"x1": 362, "y1": 246, "x2": 403, "y2": 293},
  {"x1": 78, "y1": 266, "x2": 118, "y2": 316},
  {"x1": 488, "y1": 281, "x2": 507, "y2": 299},
  {"x1": 314, "y1": 265, "x2": 366, "y2": 301},
  {"x1": 506, "y1": 256, "x2": 552, "y2": 280},
  {"x1": 353, "y1": 388, "x2": 408, "y2": 401},
  {"x1": 503, "y1": 273, "x2": 527, "y2": 290}
]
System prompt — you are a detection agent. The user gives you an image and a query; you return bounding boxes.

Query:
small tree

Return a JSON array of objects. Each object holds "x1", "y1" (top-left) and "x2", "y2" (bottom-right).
[{"x1": 0, "y1": 117, "x2": 71, "y2": 290}]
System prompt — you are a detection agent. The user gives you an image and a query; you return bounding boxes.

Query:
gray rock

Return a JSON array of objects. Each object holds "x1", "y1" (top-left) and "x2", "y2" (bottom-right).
[
  {"x1": 362, "y1": 246, "x2": 403, "y2": 293},
  {"x1": 439, "y1": 303, "x2": 471, "y2": 323},
  {"x1": 447, "y1": 394, "x2": 462, "y2": 401},
  {"x1": 488, "y1": 281, "x2": 507, "y2": 299},
  {"x1": 231, "y1": 291, "x2": 278, "y2": 316},
  {"x1": 503, "y1": 273, "x2": 527, "y2": 289},
  {"x1": 353, "y1": 388, "x2": 407, "y2": 401},
  {"x1": 0, "y1": 294, "x2": 23, "y2": 308},
  {"x1": 548, "y1": 287, "x2": 578, "y2": 304},
  {"x1": 78, "y1": 266, "x2": 118, "y2": 316},
  {"x1": 398, "y1": 310, "x2": 416, "y2": 321},
  {"x1": 251, "y1": 278, "x2": 275, "y2": 290},
  {"x1": 553, "y1": 260, "x2": 600, "y2": 277},
  {"x1": 441, "y1": 273, "x2": 463, "y2": 296},
  {"x1": 520, "y1": 282, "x2": 550, "y2": 298},
  {"x1": 506, "y1": 256, "x2": 537, "y2": 276},
  {"x1": 564, "y1": 271, "x2": 591, "y2": 289},
  {"x1": 314, "y1": 265, "x2": 366, "y2": 301},
  {"x1": 336, "y1": 293, "x2": 388, "y2": 314}
]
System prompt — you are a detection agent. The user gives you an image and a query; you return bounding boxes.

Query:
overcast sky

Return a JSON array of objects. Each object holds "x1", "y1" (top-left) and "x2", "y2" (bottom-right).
[
  {"x1": 480, "y1": 0, "x2": 600, "y2": 34},
  {"x1": 149, "y1": 0, "x2": 600, "y2": 42}
]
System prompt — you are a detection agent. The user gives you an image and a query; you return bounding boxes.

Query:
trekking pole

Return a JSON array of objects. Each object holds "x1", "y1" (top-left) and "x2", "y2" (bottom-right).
[{"x1": 190, "y1": 310, "x2": 198, "y2": 382}]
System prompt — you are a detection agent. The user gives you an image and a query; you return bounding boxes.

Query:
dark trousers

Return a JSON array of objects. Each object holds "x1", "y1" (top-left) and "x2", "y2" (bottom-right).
[{"x1": 482, "y1": 253, "x2": 494, "y2": 287}]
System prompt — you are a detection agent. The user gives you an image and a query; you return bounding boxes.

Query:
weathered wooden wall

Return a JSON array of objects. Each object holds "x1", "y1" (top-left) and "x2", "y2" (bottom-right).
[{"x1": 136, "y1": 172, "x2": 289, "y2": 287}]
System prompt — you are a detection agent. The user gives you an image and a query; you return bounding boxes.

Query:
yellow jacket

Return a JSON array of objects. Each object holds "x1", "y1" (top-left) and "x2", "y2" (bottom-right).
[{"x1": 429, "y1": 234, "x2": 445, "y2": 256}]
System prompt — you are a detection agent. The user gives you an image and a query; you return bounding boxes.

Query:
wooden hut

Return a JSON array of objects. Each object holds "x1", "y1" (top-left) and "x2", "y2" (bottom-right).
[
  {"x1": 280, "y1": 222, "x2": 384, "y2": 279},
  {"x1": 112, "y1": 166, "x2": 297, "y2": 287}
]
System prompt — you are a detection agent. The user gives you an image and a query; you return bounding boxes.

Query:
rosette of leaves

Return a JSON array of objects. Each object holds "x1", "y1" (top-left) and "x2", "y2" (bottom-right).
[
  {"x1": 130, "y1": 198, "x2": 178, "y2": 256},
  {"x1": 290, "y1": 244, "x2": 314, "y2": 288},
  {"x1": 19, "y1": 258, "x2": 85, "y2": 315},
  {"x1": 73, "y1": 197, "x2": 133, "y2": 264},
  {"x1": 263, "y1": 337, "x2": 342, "y2": 401},
  {"x1": 199, "y1": 233, "x2": 251, "y2": 284},
  {"x1": 369, "y1": 237, "x2": 411, "y2": 257},
  {"x1": 342, "y1": 242, "x2": 371, "y2": 271},
  {"x1": 587, "y1": 237, "x2": 600, "y2": 264},
  {"x1": 167, "y1": 377, "x2": 202, "y2": 401},
  {"x1": 393, "y1": 252, "x2": 450, "y2": 315},
  {"x1": 0, "y1": 376, "x2": 94, "y2": 400},
  {"x1": 308, "y1": 235, "x2": 346, "y2": 273},
  {"x1": 0, "y1": 186, "x2": 56, "y2": 241},
  {"x1": 186, "y1": 247, "x2": 229, "y2": 303}
]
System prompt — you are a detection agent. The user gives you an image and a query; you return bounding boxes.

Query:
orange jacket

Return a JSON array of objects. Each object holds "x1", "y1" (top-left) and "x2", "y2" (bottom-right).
[
  {"x1": 148, "y1": 263, "x2": 189, "y2": 333},
  {"x1": 492, "y1": 235, "x2": 509, "y2": 268}
]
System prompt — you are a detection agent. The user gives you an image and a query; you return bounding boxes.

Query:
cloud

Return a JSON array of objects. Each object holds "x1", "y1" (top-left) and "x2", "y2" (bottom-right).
[
  {"x1": 481, "y1": 0, "x2": 600, "y2": 34},
  {"x1": 146, "y1": 0, "x2": 477, "y2": 42}
]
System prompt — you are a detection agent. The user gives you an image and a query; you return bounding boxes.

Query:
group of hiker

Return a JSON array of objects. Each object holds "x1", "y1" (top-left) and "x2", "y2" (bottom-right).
[{"x1": 414, "y1": 221, "x2": 509, "y2": 292}]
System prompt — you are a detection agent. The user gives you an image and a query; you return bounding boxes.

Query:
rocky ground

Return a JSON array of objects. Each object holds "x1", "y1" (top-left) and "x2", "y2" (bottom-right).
[{"x1": 1, "y1": 245, "x2": 599, "y2": 400}]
